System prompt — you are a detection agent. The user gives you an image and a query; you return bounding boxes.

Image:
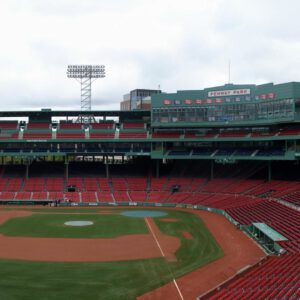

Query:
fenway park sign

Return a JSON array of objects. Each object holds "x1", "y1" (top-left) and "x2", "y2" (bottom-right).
[{"x1": 208, "y1": 89, "x2": 250, "y2": 97}]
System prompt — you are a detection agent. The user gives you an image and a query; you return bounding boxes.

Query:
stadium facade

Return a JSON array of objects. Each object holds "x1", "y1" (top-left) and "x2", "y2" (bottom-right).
[{"x1": 0, "y1": 81, "x2": 299, "y2": 299}]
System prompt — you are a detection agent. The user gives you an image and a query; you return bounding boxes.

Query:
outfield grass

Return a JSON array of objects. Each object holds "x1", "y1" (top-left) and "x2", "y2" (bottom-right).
[{"x1": 0, "y1": 208, "x2": 223, "y2": 300}]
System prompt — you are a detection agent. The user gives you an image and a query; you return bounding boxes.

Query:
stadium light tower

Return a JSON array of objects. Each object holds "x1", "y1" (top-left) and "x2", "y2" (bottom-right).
[{"x1": 67, "y1": 65, "x2": 105, "y2": 122}]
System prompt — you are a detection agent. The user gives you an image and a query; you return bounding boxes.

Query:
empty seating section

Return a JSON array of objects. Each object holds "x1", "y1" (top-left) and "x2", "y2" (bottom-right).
[
  {"x1": 113, "y1": 191, "x2": 130, "y2": 202},
  {"x1": 150, "y1": 177, "x2": 168, "y2": 191},
  {"x1": 23, "y1": 132, "x2": 52, "y2": 139},
  {"x1": 129, "y1": 191, "x2": 147, "y2": 202},
  {"x1": 99, "y1": 178, "x2": 110, "y2": 191},
  {"x1": 251, "y1": 131, "x2": 276, "y2": 137},
  {"x1": 48, "y1": 192, "x2": 64, "y2": 201},
  {"x1": 278, "y1": 128, "x2": 300, "y2": 136},
  {"x1": 84, "y1": 178, "x2": 99, "y2": 191},
  {"x1": 0, "y1": 178, "x2": 9, "y2": 190},
  {"x1": 24, "y1": 178, "x2": 45, "y2": 191},
  {"x1": 6, "y1": 178, "x2": 22, "y2": 191},
  {"x1": 148, "y1": 191, "x2": 171, "y2": 202},
  {"x1": 46, "y1": 178, "x2": 64, "y2": 191},
  {"x1": 0, "y1": 132, "x2": 19, "y2": 140},
  {"x1": 0, "y1": 121, "x2": 19, "y2": 140},
  {"x1": 97, "y1": 191, "x2": 113, "y2": 202},
  {"x1": 119, "y1": 132, "x2": 147, "y2": 139},
  {"x1": 89, "y1": 132, "x2": 115, "y2": 139},
  {"x1": 64, "y1": 192, "x2": 81, "y2": 202},
  {"x1": 218, "y1": 131, "x2": 248, "y2": 138},
  {"x1": 57, "y1": 132, "x2": 85, "y2": 139},
  {"x1": 15, "y1": 192, "x2": 31, "y2": 200},
  {"x1": 201, "y1": 179, "x2": 236, "y2": 193},
  {"x1": 59, "y1": 123, "x2": 83, "y2": 130},
  {"x1": 31, "y1": 192, "x2": 48, "y2": 201},
  {"x1": 0, "y1": 172, "x2": 298, "y2": 300},
  {"x1": 122, "y1": 122, "x2": 145, "y2": 129},
  {"x1": 67, "y1": 178, "x2": 84, "y2": 191},
  {"x1": 126, "y1": 177, "x2": 147, "y2": 190},
  {"x1": 81, "y1": 191, "x2": 97, "y2": 202},
  {"x1": 0, "y1": 121, "x2": 18, "y2": 129},
  {"x1": 111, "y1": 178, "x2": 127, "y2": 191},
  {"x1": 282, "y1": 191, "x2": 300, "y2": 206},
  {"x1": 222, "y1": 179, "x2": 264, "y2": 194},
  {"x1": 0, "y1": 192, "x2": 15, "y2": 200},
  {"x1": 56, "y1": 123, "x2": 85, "y2": 139},
  {"x1": 27, "y1": 122, "x2": 50, "y2": 130},
  {"x1": 210, "y1": 255, "x2": 300, "y2": 300},
  {"x1": 167, "y1": 192, "x2": 190, "y2": 203},
  {"x1": 152, "y1": 131, "x2": 181, "y2": 138},
  {"x1": 91, "y1": 122, "x2": 114, "y2": 129}
]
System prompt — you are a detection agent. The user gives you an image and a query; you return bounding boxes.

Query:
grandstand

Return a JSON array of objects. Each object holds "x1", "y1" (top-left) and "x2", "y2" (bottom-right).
[{"x1": 0, "y1": 81, "x2": 299, "y2": 299}]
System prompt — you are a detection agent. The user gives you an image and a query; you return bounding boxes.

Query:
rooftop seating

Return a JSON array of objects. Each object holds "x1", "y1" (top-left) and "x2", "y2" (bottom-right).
[
  {"x1": 89, "y1": 132, "x2": 115, "y2": 139},
  {"x1": 0, "y1": 121, "x2": 18, "y2": 129},
  {"x1": 119, "y1": 132, "x2": 147, "y2": 139},
  {"x1": 91, "y1": 122, "x2": 114, "y2": 129},
  {"x1": 152, "y1": 132, "x2": 181, "y2": 138},
  {"x1": 278, "y1": 128, "x2": 300, "y2": 136},
  {"x1": 0, "y1": 133, "x2": 19, "y2": 140},
  {"x1": 27, "y1": 123, "x2": 50, "y2": 130},
  {"x1": 56, "y1": 132, "x2": 85, "y2": 139},
  {"x1": 218, "y1": 131, "x2": 248, "y2": 138},
  {"x1": 59, "y1": 123, "x2": 83, "y2": 130}
]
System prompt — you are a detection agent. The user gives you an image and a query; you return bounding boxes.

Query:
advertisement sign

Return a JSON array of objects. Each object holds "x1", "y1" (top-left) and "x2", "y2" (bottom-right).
[{"x1": 208, "y1": 88, "x2": 250, "y2": 97}]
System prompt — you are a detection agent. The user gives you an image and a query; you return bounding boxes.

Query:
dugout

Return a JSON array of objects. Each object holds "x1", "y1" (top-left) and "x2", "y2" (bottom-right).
[{"x1": 248, "y1": 222, "x2": 288, "y2": 254}]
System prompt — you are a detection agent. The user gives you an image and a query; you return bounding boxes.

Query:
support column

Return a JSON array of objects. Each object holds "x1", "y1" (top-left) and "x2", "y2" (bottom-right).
[
  {"x1": 210, "y1": 160, "x2": 214, "y2": 180},
  {"x1": 25, "y1": 162, "x2": 29, "y2": 179},
  {"x1": 65, "y1": 158, "x2": 69, "y2": 182},
  {"x1": 105, "y1": 157, "x2": 109, "y2": 178},
  {"x1": 155, "y1": 160, "x2": 160, "y2": 178},
  {"x1": 268, "y1": 161, "x2": 272, "y2": 182}
]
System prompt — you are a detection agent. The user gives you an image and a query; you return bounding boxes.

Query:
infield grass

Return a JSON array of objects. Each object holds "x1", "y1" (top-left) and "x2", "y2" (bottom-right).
[{"x1": 0, "y1": 208, "x2": 223, "y2": 300}]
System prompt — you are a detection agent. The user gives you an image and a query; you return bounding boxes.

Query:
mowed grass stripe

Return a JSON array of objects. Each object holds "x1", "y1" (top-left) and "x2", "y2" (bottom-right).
[{"x1": 0, "y1": 214, "x2": 148, "y2": 238}]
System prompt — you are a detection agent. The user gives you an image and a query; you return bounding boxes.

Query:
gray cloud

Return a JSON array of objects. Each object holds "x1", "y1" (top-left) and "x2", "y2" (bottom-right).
[{"x1": 0, "y1": 0, "x2": 299, "y2": 111}]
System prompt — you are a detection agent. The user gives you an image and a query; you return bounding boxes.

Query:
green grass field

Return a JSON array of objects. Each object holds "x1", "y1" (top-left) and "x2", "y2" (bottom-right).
[{"x1": 0, "y1": 208, "x2": 223, "y2": 300}]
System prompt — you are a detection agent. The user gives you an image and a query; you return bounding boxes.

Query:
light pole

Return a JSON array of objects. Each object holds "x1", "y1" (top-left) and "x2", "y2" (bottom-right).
[{"x1": 67, "y1": 65, "x2": 105, "y2": 123}]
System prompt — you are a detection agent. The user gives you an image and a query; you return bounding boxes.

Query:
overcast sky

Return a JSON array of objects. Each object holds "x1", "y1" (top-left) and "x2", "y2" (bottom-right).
[{"x1": 0, "y1": 0, "x2": 299, "y2": 111}]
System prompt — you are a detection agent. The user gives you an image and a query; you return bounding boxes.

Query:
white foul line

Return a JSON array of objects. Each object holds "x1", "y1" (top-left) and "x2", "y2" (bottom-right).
[{"x1": 145, "y1": 218, "x2": 184, "y2": 300}]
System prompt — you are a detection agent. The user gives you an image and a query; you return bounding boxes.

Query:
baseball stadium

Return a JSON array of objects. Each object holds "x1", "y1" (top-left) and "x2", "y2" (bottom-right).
[{"x1": 0, "y1": 80, "x2": 299, "y2": 300}]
